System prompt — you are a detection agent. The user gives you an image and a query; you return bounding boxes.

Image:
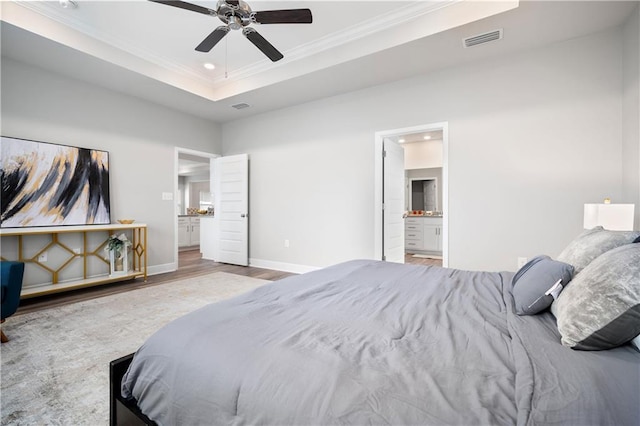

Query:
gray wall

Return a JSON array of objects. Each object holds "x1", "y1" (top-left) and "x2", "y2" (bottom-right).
[
  {"x1": 622, "y1": 5, "x2": 640, "y2": 229},
  {"x1": 1, "y1": 57, "x2": 222, "y2": 277},
  {"x1": 223, "y1": 27, "x2": 635, "y2": 272}
]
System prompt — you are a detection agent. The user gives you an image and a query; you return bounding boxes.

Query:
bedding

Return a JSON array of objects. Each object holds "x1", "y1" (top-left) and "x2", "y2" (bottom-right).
[{"x1": 121, "y1": 260, "x2": 639, "y2": 425}]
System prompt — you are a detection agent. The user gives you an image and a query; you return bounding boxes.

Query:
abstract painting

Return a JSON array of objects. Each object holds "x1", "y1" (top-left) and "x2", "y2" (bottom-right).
[{"x1": 1, "y1": 136, "x2": 110, "y2": 228}]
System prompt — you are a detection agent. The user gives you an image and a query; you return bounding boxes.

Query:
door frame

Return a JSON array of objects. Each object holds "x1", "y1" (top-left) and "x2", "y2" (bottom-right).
[
  {"x1": 374, "y1": 122, "x2": 449, "y2": 267},
  {"x1": 174, "y1": 147, "x2": 219, "y2": 270}
]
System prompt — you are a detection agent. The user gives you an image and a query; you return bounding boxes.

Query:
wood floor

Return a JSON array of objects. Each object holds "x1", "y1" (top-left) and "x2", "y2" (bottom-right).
[
  {"x1": 15, "y1": 249, "x2": 296, "y2": 316},
  {"x1": 404, "y1": 253, "x2": 443, "y2": 267}
]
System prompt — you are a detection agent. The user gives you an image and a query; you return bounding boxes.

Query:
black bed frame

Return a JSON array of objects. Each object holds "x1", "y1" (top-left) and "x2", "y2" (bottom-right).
[{"x1": 109, "y1": 353, "x2": 156, "y2": 426}]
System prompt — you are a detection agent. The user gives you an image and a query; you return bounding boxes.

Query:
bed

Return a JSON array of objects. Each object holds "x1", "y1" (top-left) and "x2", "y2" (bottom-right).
[{"x1": 111, "y1": 237, "x2": 640, "y2": 426}]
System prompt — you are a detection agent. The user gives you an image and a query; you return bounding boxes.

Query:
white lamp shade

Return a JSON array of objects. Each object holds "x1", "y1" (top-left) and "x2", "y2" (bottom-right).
[{"x1": 584, "y1": 204, "x2": 635, "y2": 231}]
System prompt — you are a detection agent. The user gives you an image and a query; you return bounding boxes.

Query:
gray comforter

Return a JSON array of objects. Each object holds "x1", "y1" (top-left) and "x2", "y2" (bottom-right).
[{"x1": 122, "y1": 260, "x2": 640, "y2": 425}]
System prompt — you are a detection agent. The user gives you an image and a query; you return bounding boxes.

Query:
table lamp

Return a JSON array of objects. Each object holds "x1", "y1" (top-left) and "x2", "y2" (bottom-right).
[{"x1": 584, "y1": 201, "x2": 635, "y2": 231}]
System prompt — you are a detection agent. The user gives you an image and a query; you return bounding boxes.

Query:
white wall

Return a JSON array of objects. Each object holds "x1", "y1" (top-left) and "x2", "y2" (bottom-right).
[
  {"x1": 223, "y1": 28, "x2": 628, "y2": 272},
  {"x1": 1, "y1": 58, "x2": 222, "y2": 276},
  {"x1": 622, "y1": 5, "x2": 640, "y2": 229}
]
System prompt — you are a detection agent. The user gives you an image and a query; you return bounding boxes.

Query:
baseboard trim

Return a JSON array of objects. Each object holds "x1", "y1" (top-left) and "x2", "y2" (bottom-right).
[
  {"x1": 249, "y1": 258, "x2": 319, "y2": 275},
  {"x1": 147, "y1": 262, "x2": 177, "y2": 276}
]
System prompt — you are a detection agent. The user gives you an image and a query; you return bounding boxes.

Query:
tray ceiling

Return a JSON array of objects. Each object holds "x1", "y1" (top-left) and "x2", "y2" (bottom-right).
[{"x1": 1, "y1": 1, "x2": 636, "y2": 122}]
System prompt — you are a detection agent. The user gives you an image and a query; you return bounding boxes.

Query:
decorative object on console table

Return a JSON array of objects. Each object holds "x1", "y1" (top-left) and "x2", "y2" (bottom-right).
[
  {"x1": 584, "y1": 200, "x2": 635, "y2": 231},
  {"x1": 105, "y1": 233, "x2": 132, "y2": 277}
]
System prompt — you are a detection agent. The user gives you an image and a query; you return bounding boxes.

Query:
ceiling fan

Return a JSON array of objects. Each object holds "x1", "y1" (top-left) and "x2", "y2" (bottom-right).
[{"x1": 149, "y1": 0, "x2": 313, "y2": 62}]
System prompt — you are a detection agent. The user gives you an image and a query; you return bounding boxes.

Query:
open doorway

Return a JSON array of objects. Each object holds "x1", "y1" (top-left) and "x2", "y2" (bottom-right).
[
  {"x1": 374, "y1": 122, "x2": 449, "y2": 267},
  {"x1": 174, "y1": 148, "x2": 218, "y2": 270}
]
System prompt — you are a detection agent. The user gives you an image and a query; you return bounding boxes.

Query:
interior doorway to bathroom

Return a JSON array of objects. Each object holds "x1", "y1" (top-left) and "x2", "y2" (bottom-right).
[{"x1": 374, "y1": 122, "x2": 448, "y2": 267}]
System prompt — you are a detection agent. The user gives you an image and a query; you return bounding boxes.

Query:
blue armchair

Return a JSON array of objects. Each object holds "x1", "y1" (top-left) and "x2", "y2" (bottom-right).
[{"x1": 1, "y1": 261, "x2": 25, "y2": 343}]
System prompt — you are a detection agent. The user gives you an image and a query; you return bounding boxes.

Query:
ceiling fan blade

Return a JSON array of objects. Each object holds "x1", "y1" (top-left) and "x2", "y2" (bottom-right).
[
  {"x1": 242, "y1": 28, "x2": 284, "y2": 62},
  {"x1": 252, "y1": 9, "x2": 313, "y2": 24},
  {"x1": 148, "y1": 0, "x2": 216, "y2": 16},
  {"x1": 196, "y1": 26, "x2": 230, "y2": 52}
]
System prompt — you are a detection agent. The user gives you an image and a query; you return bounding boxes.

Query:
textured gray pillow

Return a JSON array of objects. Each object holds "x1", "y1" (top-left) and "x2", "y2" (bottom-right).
[
  {"x1": 553, "y1": 243, "x2": 640, "y2": 350},
  {"x1": 557, "y1": 226, "x2": 640, "y2": 274},
  {"x1": 512, "y1": 255, "x2": 574, "y2": 315}
]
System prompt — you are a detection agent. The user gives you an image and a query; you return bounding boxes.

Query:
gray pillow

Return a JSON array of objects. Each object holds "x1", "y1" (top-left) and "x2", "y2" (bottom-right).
[
  {"x1": 552, "y1": 243, "x2": 640, "y2": 350},
  {"x1": 511, "y1": 255, "x2": 574, "y2": 315},
  {"x1": 557, "y1": 226, "x2": 640, "y2": 274}
]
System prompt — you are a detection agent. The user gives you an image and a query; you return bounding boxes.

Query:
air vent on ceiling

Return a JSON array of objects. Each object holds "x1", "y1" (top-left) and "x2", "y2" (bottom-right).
[
  {"x1": 463, "y1": 29, "x2": 503, "y2": 48},
  {"x1": 232, "y1": 103, "x2": 251, "y2": 110}
]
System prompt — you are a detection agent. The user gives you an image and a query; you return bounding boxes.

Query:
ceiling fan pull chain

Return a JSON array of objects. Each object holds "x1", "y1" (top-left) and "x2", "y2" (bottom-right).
[{"x1": 225, "y1": 36, "x2": 229, "y2": 79}]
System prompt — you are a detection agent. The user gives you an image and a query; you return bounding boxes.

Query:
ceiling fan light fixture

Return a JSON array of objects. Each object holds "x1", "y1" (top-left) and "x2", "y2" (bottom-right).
[{"x1": 228, "y1": 15, "x2": 243, "y2": 30}]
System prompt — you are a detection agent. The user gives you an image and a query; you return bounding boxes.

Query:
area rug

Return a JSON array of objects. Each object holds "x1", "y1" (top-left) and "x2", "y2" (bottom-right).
[{"x1": 0, "y1": 272, "x2": 268, "y2": 425}]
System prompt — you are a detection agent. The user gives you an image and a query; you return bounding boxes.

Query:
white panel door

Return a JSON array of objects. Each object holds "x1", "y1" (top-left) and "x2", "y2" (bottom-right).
[
  {"x1": 383, "y1": 139, "x2": 405, "y2": 263},
  {"x1": 213, "y1": 154, "x2": 249, "y2": 266}
]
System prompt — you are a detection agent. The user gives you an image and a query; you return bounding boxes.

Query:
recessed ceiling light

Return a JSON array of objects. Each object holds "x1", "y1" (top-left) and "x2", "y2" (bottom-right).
[
  {"x1": 59, "y1": 0, "x2": 77, "y2": 9},
  {"x1": 203, "y1": 63, "x2": 216, "y2": 70},
  {"x1": 423, "y1": 135, "x2": 432, "y2": 140},
  {"x1": 398, "y1": 139, "x2": 406, "y2": 143}
]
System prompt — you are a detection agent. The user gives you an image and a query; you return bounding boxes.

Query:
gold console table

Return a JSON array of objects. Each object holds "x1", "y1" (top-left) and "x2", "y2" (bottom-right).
[{"x1": 0, "y1": 223, "x2": 147, "y2": 299}]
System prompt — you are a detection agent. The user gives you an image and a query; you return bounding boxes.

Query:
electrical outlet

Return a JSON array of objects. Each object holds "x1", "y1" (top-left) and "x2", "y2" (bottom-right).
[
  {"x1": 517, "y1": 257, "x2": 528, "y2": 269},
  {"x1": 284, "y1": 239, "x2": 290, "y2": 248},
  {"x1": 38, "y1": 252, "x2": 48, "y2": 262}
]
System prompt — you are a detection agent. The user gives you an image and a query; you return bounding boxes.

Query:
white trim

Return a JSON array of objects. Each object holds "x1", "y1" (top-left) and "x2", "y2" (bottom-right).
[
  {"x1": 147, "y1": 262, "x2": 177, "y2": 276},
  {"x1": 174, "y1": 147, "x2": 219, "y2": 271},
  {"x1": 374, "y1": 122, "x2": 449, "y2": 267},
  {"x1": 249, "y1": 258, "x2": 319, "y2": 275}
]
